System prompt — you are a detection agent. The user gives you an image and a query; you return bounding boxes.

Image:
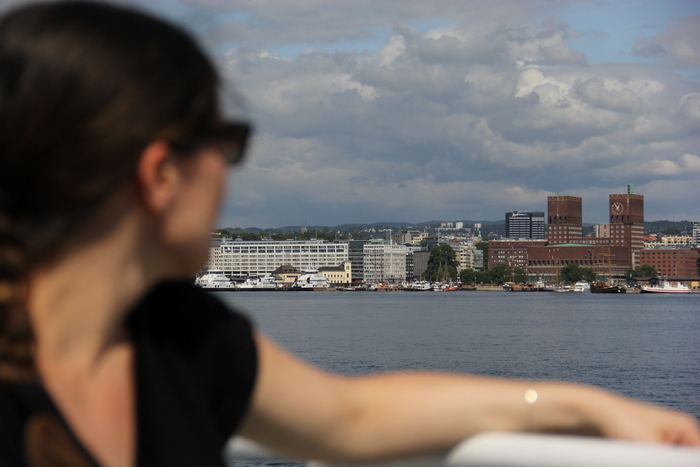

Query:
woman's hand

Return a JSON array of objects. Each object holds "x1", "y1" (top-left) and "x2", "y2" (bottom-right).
[{"x1": 590, "y1": 393, "x2": 700, "y2": 446}]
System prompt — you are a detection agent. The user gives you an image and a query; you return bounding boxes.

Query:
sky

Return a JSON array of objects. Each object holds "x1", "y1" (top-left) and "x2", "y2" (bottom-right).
[{"x1": 3, "y1": 0, "x2": 700, "y2": 228}]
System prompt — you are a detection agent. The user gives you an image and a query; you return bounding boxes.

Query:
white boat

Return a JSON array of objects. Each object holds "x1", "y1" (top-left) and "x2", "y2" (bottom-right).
[
  {"x1": 292, "y1": 269, "x2": 330, "y2": 290},
  {"x1": 238, "y1": 273, "x2": 278, "y2": 290},
  {"x1": 194, "y1": 269, "x2": 236, "y2": 290},
  {"x1": 410, "y1": 281, "x2": 432, "y2": 291},
  {"x1": 641, "y1": 280, "x2": 691, "y2": 294},
  {"x1": 573, "y1": 280, "x2": 591, "y2": 292}
]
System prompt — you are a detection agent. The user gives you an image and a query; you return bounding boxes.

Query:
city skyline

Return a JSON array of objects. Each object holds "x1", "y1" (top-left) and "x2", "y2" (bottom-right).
[{"x1": 4, "y1": 0, "x2": 699, "y2": 228}]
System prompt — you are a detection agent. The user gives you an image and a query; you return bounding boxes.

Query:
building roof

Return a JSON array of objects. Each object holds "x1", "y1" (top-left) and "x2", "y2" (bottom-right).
[{"x1": 272, "y1": 264, "x2": 299, "y2": 274}]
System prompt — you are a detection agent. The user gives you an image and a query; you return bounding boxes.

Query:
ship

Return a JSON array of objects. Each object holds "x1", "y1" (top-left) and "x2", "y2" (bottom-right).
[
  {"x1": 641, "y1": 280, "x2": 691, "y2": 294},
  {"x1": 590, "y1": 282, "x2": 620, "y2": 293},
  {"x1": 291, "y1": 269, "x2": 331, "y2": 290}
]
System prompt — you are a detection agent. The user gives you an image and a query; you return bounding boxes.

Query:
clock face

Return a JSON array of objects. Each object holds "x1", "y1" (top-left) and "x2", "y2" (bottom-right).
[{"x1": 611, "y1": 202, "x2": 623, "y2": 214}]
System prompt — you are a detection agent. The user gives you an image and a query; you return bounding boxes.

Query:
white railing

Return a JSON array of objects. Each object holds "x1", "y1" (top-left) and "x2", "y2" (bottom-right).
[{"x1": 226, "y1": 432, "x2": 700, "y2": 467}]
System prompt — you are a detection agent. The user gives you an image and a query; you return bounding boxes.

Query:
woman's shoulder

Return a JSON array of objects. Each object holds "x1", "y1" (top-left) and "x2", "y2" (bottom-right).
[{"x1": 128, "y1": 280, "x2": 255, "y2": 353}]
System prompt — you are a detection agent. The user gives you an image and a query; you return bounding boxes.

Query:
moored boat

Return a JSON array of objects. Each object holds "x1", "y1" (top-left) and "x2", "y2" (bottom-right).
[
  {"x1": 590, "y1": 282, "x2": 620, "y2": 293},
  {"x1": 194, "y1": 269, "x2": 236, "y2": 290},
  {"x1": 238, "y1": 273, "x2": 279, "y2": 290},
  {"x1": 641, "y1": 280, "x2": 691, "y2": 294},
  {"x1": 291, "y1": 269, "x2": 331, "y2": 290}
]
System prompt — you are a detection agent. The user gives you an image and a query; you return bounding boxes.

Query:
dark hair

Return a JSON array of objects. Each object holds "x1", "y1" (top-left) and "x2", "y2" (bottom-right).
[{"x1": 0, "y1": 1, "x2": 223, "y2": 381}]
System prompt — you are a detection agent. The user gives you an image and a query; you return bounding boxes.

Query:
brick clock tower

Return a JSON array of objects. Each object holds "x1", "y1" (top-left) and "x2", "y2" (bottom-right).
[{"x1": 609, "y1": 184, "x2": 644, "y2": 267}]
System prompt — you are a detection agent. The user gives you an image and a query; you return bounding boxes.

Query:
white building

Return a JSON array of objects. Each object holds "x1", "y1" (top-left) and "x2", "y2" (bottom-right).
[
  {"x1": 693, "y1": 222, "x2": 700, "y2": 245},
  {"x1": 207, "y1": 237, "x2": 348, "y2": 279},
  {"x1": 363, "y1": 242, "x2": 407, "y2": 284}
]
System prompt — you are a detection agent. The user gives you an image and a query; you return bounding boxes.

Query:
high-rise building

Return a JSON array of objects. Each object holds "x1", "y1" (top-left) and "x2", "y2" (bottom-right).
[
  {"x1": 692, "y1": 222, "x2": 700, "y2": 245},
  {"x1": 609, "y1": 184, "x2": 644, "y2": 267},
  {"x1": 363, "y1": 242, "x2": 407, "y2": 283},
  {"x1": 348, "y1": 239, "x2": 369, "y2": 284},
  {"x1": 547, "y1": 196, "x2": 582, "y2": 243},
  {"x1": 505, "y1": 211, "x2": 545, "y2": 239}
]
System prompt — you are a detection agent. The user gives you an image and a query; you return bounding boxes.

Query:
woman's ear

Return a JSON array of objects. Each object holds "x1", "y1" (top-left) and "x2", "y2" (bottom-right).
[{"x1": 135, "y1": 141, "x2": 180, "y2": 213}]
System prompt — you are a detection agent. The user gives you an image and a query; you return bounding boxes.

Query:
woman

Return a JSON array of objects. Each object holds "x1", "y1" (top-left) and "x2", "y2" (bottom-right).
[{"x1": 0, "y1": 2, "x2": 698, "y2": 467}]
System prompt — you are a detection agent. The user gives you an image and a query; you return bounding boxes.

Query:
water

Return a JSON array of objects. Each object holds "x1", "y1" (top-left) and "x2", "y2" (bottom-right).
[{"x1": 219, "y1": 291, "x2": 699, "y2": 465}]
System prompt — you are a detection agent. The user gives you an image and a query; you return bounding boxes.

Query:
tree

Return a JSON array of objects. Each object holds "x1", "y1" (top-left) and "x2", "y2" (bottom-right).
[
  {"x1": 625, "y1": 265, "x2": 658, "y2": 279},
  {"x1": 488, "y1": 264, "x2": 510, "y2": 285},
  {"x1": 459, "y1": 268, "x2": 477, "y2": 285},
  {"x1": 475, "y1": 270, "x2": 490, "y2": 284},
  {"x1": 424, "y1": 244, "x2": 459, "y2": 282},
  {"x1": 513, "y1": 267, "x2": 527, "y2": 284},
  {"x1": 637, "y1": 264, "x2": 658, "y2": 278},
  {"x1": 560, "y1": 264, "x2": 595, "y2": 283}
]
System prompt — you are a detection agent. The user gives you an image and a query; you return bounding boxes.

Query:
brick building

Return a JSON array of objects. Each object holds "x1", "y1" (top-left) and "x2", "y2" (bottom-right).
[
  {"x1": 639, "y1": 249, "x2": 700, "y2": 277},
  {"x1": 489, "y1": 187, "x2": 644, "y2": 284}
]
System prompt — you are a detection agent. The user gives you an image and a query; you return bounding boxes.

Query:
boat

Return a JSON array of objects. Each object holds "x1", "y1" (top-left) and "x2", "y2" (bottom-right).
[
  {"x1": 291, "y1": 269, "x2": 331, "y2": 290},
  {"x1": 409, "y1": 281, "x2": 432, "y2": 291},
  {"x1": 238, "y1": 273, "x2": 278, "y2": 291},
  {"x1": 641, "y1": 280, "x2": 691, "y2": 294},
  {"x1": 590, "y1": 282, "x2": 620, "y2": 293},
  {"x1": 573, "y1": 280, "x2": 591, "y2": 292},
  {"x1": 194, "y1": 269, "x2": 236, "y2": 290}
]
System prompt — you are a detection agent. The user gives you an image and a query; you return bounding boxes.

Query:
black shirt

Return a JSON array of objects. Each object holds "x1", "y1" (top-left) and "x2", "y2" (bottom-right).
[{"x1": 0, "y1": 282, "x2": 258, "y2": 466}]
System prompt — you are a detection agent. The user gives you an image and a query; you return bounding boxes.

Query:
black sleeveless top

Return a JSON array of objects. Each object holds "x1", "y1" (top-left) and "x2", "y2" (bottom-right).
[{"x1": 0, "y1": 282, "x2": 258, "y2": 466}]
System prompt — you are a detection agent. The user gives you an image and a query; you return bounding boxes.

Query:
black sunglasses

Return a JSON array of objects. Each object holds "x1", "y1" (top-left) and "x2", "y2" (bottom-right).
[{"x1": 169, "y1": 121, "x2": 252, "y2": 166}]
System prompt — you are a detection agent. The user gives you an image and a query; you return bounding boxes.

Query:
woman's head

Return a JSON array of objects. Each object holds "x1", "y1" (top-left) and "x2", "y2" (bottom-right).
[{"x1": 0, "y1": 0, "x2": 249, "y2": 379}]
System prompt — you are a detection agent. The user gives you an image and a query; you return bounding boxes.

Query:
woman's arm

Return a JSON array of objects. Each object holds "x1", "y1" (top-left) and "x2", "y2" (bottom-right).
[{"x1": 238, "y1": 335, "x2": 700, "y2": 464}]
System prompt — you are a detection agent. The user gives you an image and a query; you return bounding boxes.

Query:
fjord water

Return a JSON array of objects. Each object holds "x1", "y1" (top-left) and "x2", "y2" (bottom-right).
[{"x1": 220, "y1": 291, "x2": 700, "y2": 421}]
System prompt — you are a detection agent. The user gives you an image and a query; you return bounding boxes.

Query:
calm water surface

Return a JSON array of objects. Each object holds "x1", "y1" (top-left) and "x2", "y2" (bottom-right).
[{"x1": 219, "y1": 291, "x2": 700, "y2": 420}]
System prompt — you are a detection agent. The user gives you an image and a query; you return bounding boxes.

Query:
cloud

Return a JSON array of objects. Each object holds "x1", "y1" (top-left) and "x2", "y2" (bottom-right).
[
  {"x1": 538, "y1": 43, "x2": 587, "y2": 65},
  {"x1": 13, "y1": 0, "x2": 685, "y2": 225},
  {"x1": 633, "y1": 15, "x2": 700, "y2": 67}
]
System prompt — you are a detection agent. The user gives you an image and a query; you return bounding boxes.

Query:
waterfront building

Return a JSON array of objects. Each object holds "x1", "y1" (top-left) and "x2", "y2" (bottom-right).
[
  {"x1": 488, "y1": 240, "x2": 547, "y2": 271},
  {"x1": 271, "y1": 264, "x2": 301, "y2": 285},
  {"x1": 639, "y1": 248, "x2": 700, "y2": 278},
  {"x1": 363, "y1": 242, "x2": 407, "y2": 283},
  {"x1": 505, "y1": 211, "x2": 545, "y2": 239},
  {"x1": 206, "y1": 238, "x2": 348, "y2": 279},
  {"x1": 527, "y1": 244, "x2": 631, "y2": 284},
  {"x1": 404, "y1": 245, "x2": 425, "y2": 281},
  {"x1": 348, "y1": 239, "x2": 368, "y2": 283},
  {"x1": 413, "y1": 250, "x2": 430, "y2": 280},
  {"x1": 319, "y1": 262, "x2": 352, "y2": 287}
]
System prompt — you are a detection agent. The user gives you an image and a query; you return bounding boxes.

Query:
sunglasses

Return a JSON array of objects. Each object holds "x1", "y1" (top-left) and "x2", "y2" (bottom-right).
[{"x1": 169, "y1": 121, "x2": 252, "y2": 166}]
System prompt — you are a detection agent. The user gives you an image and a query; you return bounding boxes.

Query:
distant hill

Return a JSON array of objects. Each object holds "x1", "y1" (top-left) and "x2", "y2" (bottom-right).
[{"x1": 221, "y1": 220, "x2": 693, "y2": 236}]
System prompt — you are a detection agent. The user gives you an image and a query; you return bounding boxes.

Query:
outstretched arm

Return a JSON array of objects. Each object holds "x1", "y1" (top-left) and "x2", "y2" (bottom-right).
[{"x1": 238, "y1": 335, "x2": 700, "y2": 464}]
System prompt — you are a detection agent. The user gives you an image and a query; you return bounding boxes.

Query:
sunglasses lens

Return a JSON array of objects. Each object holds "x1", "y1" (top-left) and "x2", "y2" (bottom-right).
[
  {"x1": 211, "y1": 123, "x2": 251, "y2": 166},
  {"x1": 169, "y1": 122, "x2": 251, "y2": 165}
]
